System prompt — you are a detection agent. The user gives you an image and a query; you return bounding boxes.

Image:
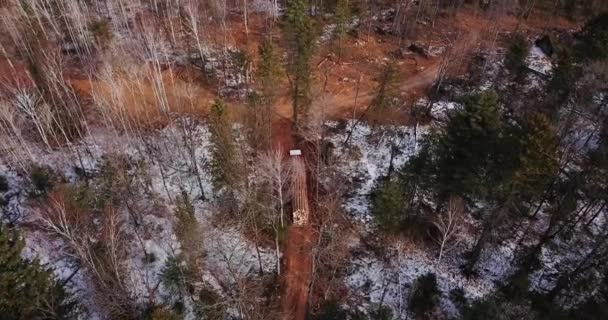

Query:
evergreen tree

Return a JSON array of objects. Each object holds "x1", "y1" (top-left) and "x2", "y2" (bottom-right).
[
  {"x1": 575, "y1": 12, "x2": 608, "y2": 62},
  {"x1": 231, "y1": 49, "x2": 252, "y2": 86},
  {"x1": 29, "y1": 165, "x2": 56, "y2": 198},
  {"x1": 369, "y1": 306, "x2": 393, "y2": 320},
  {"x1": 547, "y1": 47, "x2": 577, "y2": 110},
  {"x1": 0, "y1": 174, "x2": 8, "y2": 193},
  {"x1": 208, "y1": 99, "x2": 241, "y2": 192},
  {"x1": 504, "y1": 33, "x2": 530, "y2": 80},
  {"x1": 334, "y1": 0, "x2": 351, "y2": 61},
  {"x1": 372, "y1": 179, "x2": 406, "y2": 233},
  {"x1": 160, "y1": 257, "x2": 187, "y2": 298},
  {"x1": 194, "y1": 287, "x2": 225, "y2": 320},
  {"x1": 312, "y1": 300, "x2": 349, "y2": 320},
  {"x1": 589, "y1": 123, "x2": 608, "y2": 170},
  {"x1": 0, "y1": 224, "x2": 77, "y2": 319},
  {"x1": 433, "y1": 90, "x2": 506, "y2": 199},
  {"x1": 506, "y1": 112, "x2": 559, "y2": 205},
  {"x1": 244, "y1": 37, "x2": 281, "y2": 154},
  {"x1": 462, "y1": 294, "x2": 538, "y2": 320},
  {"x1": 284, "y1": 0, "x2": 316, "y2": 125},
  {"x1": 173, "y1": 190, "x2": 202, "y2": 274},
  {"x1": 368, "y1": 62, "x2": 400, "y2": 126},
  {"x1": 409, "y1": 273, "x2": 440, "y2": 319},
  {"x1": 257, "y1": 37, "x2": 282, "y2": 103}
]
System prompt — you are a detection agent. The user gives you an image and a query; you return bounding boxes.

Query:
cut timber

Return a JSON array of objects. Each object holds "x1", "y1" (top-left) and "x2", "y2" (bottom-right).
[
  {"x1": 291, "y1": 156, "x2": 310, "y2": 226},
  {"x1": 282, "y1": 150, "x2": 313, "y2": 320}
]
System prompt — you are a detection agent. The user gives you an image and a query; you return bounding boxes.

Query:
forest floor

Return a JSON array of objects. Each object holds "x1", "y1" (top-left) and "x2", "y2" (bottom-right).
[
  {"x1": 0, "y1": 6, "x2": 579, "y2": 318},
  {"x1": 275, "y1": 14, "x2": 488, "y2": 319},
  {"x1": 223, "y1": 7, "x2": 575, "y2": 318}
]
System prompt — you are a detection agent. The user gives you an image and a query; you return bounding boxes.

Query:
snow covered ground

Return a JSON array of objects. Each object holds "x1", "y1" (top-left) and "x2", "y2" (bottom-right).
[
  {"x1": 0, "y1": 120, "x2": 275, "y2": 319},
  {"x1": 346, "y1": 242, "x2": 498, "y2": 319},
  {"x1": 325, "y1": 120, "x2": 427, "y2": 223},
  {"x1": 527, "y1": 45, "x2": 553, "y2": 76},
  {"x1": 323, "y1": 119, "x2": 526, "y2": 319},
  {"x1": 322, "y1": 111, "x2": 605, "y2": 318}
]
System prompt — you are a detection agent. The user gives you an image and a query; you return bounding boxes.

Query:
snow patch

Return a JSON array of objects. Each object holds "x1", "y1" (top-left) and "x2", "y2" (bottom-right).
[
  {"x1": 527, "y1": 45, "x2": 553, "y2": 76},
  {"x1": 346, "y1": 244, "x2": 496, "y2": 319},
  {"x1": 326, "y1": 121, "x2": 427, "y2": 223}
]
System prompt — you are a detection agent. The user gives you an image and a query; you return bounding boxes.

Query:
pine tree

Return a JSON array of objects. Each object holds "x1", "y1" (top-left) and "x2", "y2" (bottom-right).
[
  {"x1": 368, "y1": 62, "x2": 399, "y2": 126},
  {"x1": 434, "y1": 90, "x2": 506, "y2": 199},
  {"x1": 160, "y1": 257, "x2": 187, "y2": 298},
  {"x1": 0, "y1": 224, "x2": 77, "y2": 319},
  {"x1": 284, "y1": 0, "x2": 316, "y2": 125},
  {"x1": 257, "y1": 37, "x2": 282, "y2": 103},
  {"x1": 507, "y1": 112, "x2": 559, "y2": 205},
  {"x1": 334, "y1": 0, "x2": 351, "y2": 61},
  {"x1": 575, "y1": 12, "x2": 608, "y2": 62},
  {"x1": 208, "y1": 99, "x2": 241, "y2": 192},
  {"x1": 409, "y1": 273, "x2": 440, "y2": 319},
  {"x1": 173, "y1": 190, "x2": 202, "y2": 274},
  {"x1": 242, "y1": 37, "x2": 281, "y2": 153},
  {"x1": 0, "y1": 174, "x2": 8, "y2": 193},
  {"x1": 547, "y1": 47, "x2": 577, "y2": 110},
  {"x1": 372, "y1": 179, "x2": 406, "y2": 233}
]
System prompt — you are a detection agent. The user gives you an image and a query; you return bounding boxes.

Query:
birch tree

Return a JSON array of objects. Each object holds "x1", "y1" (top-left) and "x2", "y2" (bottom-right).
[
  {"x1": 430, "y1": 196, "x2": 465, "y2": 263},
  {"x1": 257, "y1": 148, "x2": 292, "y2": 274}
]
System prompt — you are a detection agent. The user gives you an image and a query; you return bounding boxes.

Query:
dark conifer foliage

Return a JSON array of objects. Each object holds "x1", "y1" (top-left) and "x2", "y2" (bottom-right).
[{"x1": 0, "y1": 224, "x2": 77, "y2": 319}]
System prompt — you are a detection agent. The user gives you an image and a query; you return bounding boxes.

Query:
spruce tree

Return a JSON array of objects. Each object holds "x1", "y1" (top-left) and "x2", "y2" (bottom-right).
[{"x1": 0, "y1": 224, "x2": 77, "y2": 319}]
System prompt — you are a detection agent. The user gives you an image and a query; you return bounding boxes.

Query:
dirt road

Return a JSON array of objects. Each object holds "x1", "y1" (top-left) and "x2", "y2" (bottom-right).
[
  {"x1": 281, "y1": 225, "x2": 313, "y2": 320},
  {"x1": 281, "y1": 154, "x2": 313, "y2": 320},
  {"x1": 276, "y1": 29, "x2": 482, "y2": 320}
]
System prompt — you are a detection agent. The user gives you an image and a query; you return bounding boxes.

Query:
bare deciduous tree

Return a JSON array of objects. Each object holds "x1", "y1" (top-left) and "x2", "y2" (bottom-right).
[
  {"x1": 430, "y1": 196, "x2": 465, "y2": 263},
  {"x1": 38, "y1": 186, "x2": 136, "y2": 318},
  {"x1": 257, "y1": 148, "x2": 292, "y2": 274}
]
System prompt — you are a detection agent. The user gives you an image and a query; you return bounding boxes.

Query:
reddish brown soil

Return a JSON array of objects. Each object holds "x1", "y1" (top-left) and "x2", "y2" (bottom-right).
[
  {"x1": 281, "y1": 225, "x2": 314, "y2": 320},
  {"x1": 0, "y1": 9, "x2": 579, "y2": 320},
  {"x1": 272, "y1": 9, "x2": 577, "y2": 319},
  {"x1": 271, "y1": 115, "x2": 296, "y2": 152},
  {"x1": 279, "y1": 138, "x2": 314, "y2": 320}
]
